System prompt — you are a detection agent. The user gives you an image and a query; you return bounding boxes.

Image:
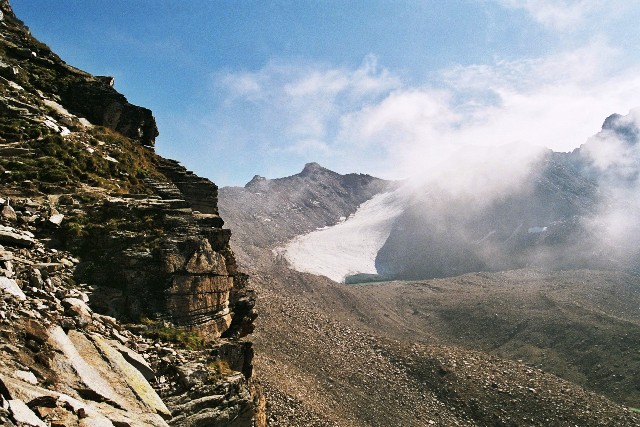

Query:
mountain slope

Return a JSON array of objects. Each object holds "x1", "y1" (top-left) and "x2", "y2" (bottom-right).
[
  {"x1": 219, "y1": 161, "x2": 640, "y2": 424},
  {"x1": 246, "y1": 110, "x2": 640, "y2": 284},
  {"x1": 219, "y1": 162, "x2": 394, "y2": 268},
  {"x1": 0, "y1": 2, "x2": 263, "y2": 425}
]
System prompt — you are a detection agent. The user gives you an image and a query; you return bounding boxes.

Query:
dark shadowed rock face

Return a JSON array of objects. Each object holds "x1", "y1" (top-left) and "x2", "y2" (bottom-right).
[{"x1": 61, "y1": 78, "x2": 159, "y2": 146}]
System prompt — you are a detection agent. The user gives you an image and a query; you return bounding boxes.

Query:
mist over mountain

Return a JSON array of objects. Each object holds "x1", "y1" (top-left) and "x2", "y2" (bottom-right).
[
  {"x1": 378, "y1": 109, "x2": 640, "y2": 280},
  {"x1": 377, "y1": 149, "x2": 599, "y2": 279},
  {"x1": 227, "y1": 110, "x2": 640, "y2": 283},
  {"x1": 217, "y1": 111, "x2": 640, "y2": 424}
]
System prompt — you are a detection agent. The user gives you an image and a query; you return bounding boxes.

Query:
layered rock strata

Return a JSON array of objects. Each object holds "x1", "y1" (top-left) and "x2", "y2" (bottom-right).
[
  {"x1": 0, "y1": 1, "x2": 262, "y2": 425},
  {"x1": 0, "y1": 0, "x2": 255, "y2": 343},
  {"x1": 0, "y1": 204, "x2": 263, "y2": 425},
  {"x1": 78, "y1": 170, "x2": 256, "y2": 340}
]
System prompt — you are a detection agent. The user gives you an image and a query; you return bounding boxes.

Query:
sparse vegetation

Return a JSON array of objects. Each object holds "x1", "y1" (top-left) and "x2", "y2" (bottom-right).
[
  {"x1": 0, "y1": 122, "x2": 163, "y2": 194},
  {"x1": 207, "y1": 360, "x2": 233, "y2": 381},
  {"x1": 0, "y1": 115, "x2": 48, "y2": 141},
  {"x1": 138, "y1": 317, "x2": 206, "y2": 350}
]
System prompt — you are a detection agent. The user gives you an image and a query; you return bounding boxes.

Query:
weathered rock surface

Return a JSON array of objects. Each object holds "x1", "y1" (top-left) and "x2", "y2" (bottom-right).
[
  {"x1": 0, "y1": 1, "x2": 263, "y2": 425},
  {"x1": 0, "y1": 0, "x2": 157, "y2": 146},
  {"x1": 0, "y1": 197, "x2": 262, "y2": 427},
  {"x1": 7, "y1": 398, "x2": 48, "y2": 427},
  {"x1": 0, "y1": 275, "x2": 24, "y2": 299},
  {"x1": 0, "y1": 225, "x2": 34, "y2": 247}
]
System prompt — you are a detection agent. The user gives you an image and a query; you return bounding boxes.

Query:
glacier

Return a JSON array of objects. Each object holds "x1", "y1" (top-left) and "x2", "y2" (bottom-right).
[{"x1": 281, "y1": 190, "x2": 404, "y2": 282}]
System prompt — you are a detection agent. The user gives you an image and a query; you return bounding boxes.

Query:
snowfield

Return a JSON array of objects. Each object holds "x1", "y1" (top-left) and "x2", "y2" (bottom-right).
[{"x1": 282, "y1": 191, "x2": 405, "y2": 282}]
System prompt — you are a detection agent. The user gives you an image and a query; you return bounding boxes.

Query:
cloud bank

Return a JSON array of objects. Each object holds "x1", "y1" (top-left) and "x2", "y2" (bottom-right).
[
  {"x1": 497, "y1": 0, "x2": 599, "y2": 31},
  {"x1": 210, "y1": 37, "x2": 640, "y2": 188},
  {"x1": 580, "y1": 109, "x2": 640, "y2": 266}
]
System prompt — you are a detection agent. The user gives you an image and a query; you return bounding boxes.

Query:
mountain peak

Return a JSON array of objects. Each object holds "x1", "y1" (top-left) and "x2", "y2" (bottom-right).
[
  {"x1": 245, "y1": 174, "x2": 267, "y2": 188},
  {"x1": 300, "y1": 162, "x2": 328, "y2": 176},
  {"x1": 601, "y1": 109, "x2": 640, "y2": 145}
]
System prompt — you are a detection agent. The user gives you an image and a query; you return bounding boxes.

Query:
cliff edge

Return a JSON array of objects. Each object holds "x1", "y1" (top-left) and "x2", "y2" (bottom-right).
[{"x1": 0, "y1": 2, "x2": 263, "y2": 425}]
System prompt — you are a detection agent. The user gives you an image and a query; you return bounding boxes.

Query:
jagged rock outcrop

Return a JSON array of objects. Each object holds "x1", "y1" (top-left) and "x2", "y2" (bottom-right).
[
  {"x1": 70, "y1": 167, "x2": 255, "y2": 340},
  {"x1": 0, "y1": 0, "x2": 255, "y2": 346},
  {"x1": 156, "y1": 158, "x2": 223, "y2": 223},
  {"x1": 0, "y1": 213, "x2": 170, "y2": 426},
  {"x1": 0, "y1": 204, "x2": 263, "y2": 426},
  {"x1": 0, "y1": 0, "x2": 157, "y2": 146},
  {"x1": 0, "y1": 2, "x2": 263, "y2": 425}
]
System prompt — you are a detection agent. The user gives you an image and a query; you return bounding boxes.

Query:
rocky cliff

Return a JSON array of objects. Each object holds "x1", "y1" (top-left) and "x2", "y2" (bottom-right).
[{"x1": 0, "y1": 2, "x2": 263, "y2": 425}]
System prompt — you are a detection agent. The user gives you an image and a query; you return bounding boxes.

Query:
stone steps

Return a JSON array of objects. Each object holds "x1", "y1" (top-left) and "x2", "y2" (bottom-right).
[
  {"x1": 154, "y1": 158, "x2": 221, "y2": 221},
  {"x1": 143, "y1": 178, "x2": 183, "y2": 201}
]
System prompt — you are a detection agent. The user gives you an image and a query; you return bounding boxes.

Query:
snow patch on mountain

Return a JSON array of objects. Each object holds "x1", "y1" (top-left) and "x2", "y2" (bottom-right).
[{"x1": 281, "y1": 190, "x2": 404, "y2": 282}]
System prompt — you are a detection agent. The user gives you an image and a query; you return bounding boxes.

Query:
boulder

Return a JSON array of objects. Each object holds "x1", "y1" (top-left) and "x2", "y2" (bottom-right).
[
  {"x1": 62, "y1": 298, "x2": 92, "y2": 328},
  {"x1": 0, "y1": 225, "x2": 33, "y2": 247},
  {"x1": 1, "y1": 204, "x2": 16, "y2": 222},
  {"x1": 7, "y1": 399, "x2": 47, "y2": 427},
  {"x1": 14, "y1": 370, "x2": 37, "y2": 385},
  {"x1": 0, "y1": 276, "x2": 25, "y2": 300},
  {"x1": 28, "y1": 268, "x2": 44, "y2": 289},
  {"x1": 90, "y1": 334, "x2": 170, "y2": 419},
  {"x1": 46, "y1": 326, "x2": 125, "y2": 408},
  {"x1": 48, "y1": 213, "x2": 64, "y2": 226},
  {"x1": 0, "y1": 374, "x2": 116, "y2": 427}
]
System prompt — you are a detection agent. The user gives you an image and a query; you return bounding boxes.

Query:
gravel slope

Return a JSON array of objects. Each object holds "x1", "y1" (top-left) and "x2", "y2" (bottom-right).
[{"x1": 245, "y1": 263, "x2": 640, "y2": 426}]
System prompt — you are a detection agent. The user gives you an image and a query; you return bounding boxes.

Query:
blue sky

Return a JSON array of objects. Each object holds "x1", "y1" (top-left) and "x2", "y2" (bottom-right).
[{"x1": 13, "y1": 1, "x2": 640, "y2": 186}]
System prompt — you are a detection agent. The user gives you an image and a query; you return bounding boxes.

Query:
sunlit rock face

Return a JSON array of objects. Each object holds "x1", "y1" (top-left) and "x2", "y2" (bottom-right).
[
  {"x1": 81, "y1": 162, "x2": 255, "y2": 341},
  {"x1": 0, "y1": 2, "x2": 263, "y2": 425}
]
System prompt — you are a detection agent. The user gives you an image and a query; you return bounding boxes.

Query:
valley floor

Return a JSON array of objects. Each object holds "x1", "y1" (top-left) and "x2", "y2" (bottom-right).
[{"x1": 245, "y1": 259, "x2": 640, "y2": 426}]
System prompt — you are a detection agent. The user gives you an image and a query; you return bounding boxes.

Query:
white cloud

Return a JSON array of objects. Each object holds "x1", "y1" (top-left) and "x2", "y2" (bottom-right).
[
  {"x1": 344, "y1": 41, "x2": 640, "y2": 181},
  {"x1": 497, "y1": 0, "x2": 599, "y2": 31},
  {"x1": 497, "y1": 0, "x2": 637, "y2": 35},
  {"x1": 214, "y1": 56, "x2": 402, "y2": 159},
  {"x1": 208, "y1": 37, "x2": 640, "y2": 189},
  {"x1": 219, "y1": 73, "x2": 263, "y2": 99}
]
